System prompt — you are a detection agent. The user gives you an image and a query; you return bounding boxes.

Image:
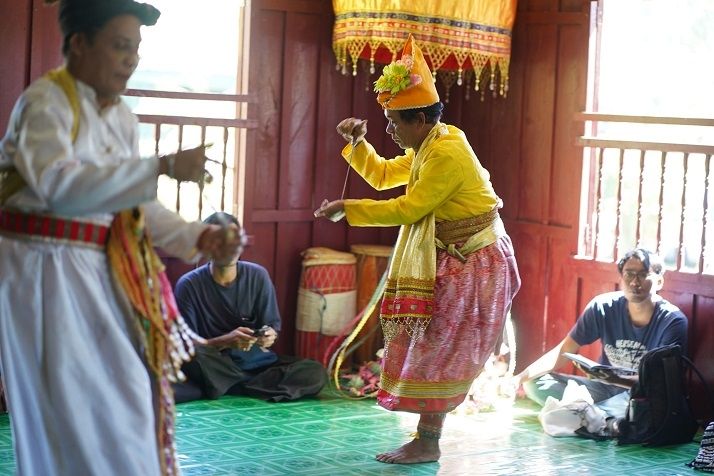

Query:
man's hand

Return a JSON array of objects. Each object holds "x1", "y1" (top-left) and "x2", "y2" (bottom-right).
[
  {"x1": 206, "y1": 326, "x2": 257, "y2": 351},
  {"x1": 255, "y1": 327, "x2": 278, "y2": 350},
  {"x1": 514, "y1": 371, "x2": 527, "y2": 388},
  {"x1": 233, "y1": 326, "x2": 259, "y2": 351},
  {"x1": 509, "y1": 371, "x2": 529, "y2": 398},
  {"x1": 313, "y1": 199, "x2": 345, "y2": 222},
  {"x1": 158, "y1": 145, "x2": 210, "y2": 183},
  {"x1": 336, "y1": 118, "x2": 367, "y2": 144},
  {"x1": 196, "y1": 224, "x2": 242, "y2": 262}
]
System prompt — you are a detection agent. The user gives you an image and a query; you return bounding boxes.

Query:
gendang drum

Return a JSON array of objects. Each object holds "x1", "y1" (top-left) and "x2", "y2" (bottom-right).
[
  {"x1": 295, "y1": 247, "x2": 357, "y2": 363},
  {"x1": 349, "y1": 244, "x2": 392, "y2": 364}
]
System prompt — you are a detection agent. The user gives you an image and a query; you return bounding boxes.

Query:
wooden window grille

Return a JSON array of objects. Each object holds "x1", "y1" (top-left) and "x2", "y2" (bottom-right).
[
  {"x1": 577, "y1": 113, "x2": 714, "y2": 274},
  {"x1": 123, "y1": 0, "x2": 254, "y2": 222},
  {"x1": 125, "y1": 89, "x2": 257, "y2": 221}
]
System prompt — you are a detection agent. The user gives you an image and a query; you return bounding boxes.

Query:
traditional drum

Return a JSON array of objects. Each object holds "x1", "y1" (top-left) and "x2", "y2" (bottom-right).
[
  {"x1": 349, "y1": 244, "x2": 393, "y2": 364},
  {"x1": 295, "y1": 247, "x2": 357, "y2": 363}
]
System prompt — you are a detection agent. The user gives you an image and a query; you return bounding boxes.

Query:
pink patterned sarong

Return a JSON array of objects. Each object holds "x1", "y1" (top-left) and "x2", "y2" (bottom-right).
[{"x1": 377, "y1": 234, "x2": 520, "y2": 414}]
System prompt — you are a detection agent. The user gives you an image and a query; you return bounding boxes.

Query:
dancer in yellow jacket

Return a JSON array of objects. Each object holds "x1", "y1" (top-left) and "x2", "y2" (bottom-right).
[{"x1": 315, "y1": 34, "x2": 521, "y2": 464}]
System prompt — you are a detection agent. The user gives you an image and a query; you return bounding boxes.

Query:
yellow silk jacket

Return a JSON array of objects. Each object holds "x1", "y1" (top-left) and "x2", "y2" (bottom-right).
[{"x1": 342, "y1": 124, "x2": 499, "y2": 226}]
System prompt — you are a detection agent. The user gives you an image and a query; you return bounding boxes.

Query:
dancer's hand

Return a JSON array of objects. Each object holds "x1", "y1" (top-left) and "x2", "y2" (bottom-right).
[
  {"x1": 196, "y1": 224, "x2": 242, "y2": 262},
  {"x1": 158, "y1": 144, "x2": 210, "y2": 183},
  {"x1": 313, "y1": 199, "x2": 345, "y2": 222},
  {"x1": 336, "y1": 118, "x2": 367, "y2": 144}
]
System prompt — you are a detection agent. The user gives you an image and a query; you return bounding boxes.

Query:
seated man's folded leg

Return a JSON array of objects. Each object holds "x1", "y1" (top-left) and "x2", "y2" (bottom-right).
[
  {"x1": 524, "y1": 373, "x2": 626, "y2": 406},
  {"x1": 173, "y1": 380, "x2": 204, "y2": 403},
  {"x1": 231, "y1": 356, "x2": 327, "y2": 402},
  {"x1": 181, "y1": 346, "x2": 249, "y2": 399}
]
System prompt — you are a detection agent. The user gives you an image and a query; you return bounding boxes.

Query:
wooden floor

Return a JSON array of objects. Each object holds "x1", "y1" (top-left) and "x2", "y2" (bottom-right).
[{"x1": 0, "y1": 394, "x2": 702, "y2": 475}]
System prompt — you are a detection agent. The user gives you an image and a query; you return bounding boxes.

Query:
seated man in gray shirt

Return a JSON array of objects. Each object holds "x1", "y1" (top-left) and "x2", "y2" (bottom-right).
[
  {"x1": 515, "y1": 248, "x2": 688, "y2": 410},
  {"x1": 173, "y1": 212, "x2": 326, "y2": 403}
]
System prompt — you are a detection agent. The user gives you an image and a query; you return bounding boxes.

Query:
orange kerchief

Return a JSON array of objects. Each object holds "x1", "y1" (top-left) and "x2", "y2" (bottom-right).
[{"x1": 374, "y1": 34, "x2": 440, "y2": 110}]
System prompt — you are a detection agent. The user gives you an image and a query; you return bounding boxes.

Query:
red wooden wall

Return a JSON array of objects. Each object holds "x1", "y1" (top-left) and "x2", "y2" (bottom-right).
[
  {"x1": 488, "y1": 0, "x2": 592, "y2": 369},
  {"x1": 242, "y1": 0, "x2": 404, "y2": 356},
  {"x1": 0, "y1": 0, "x2": 64, "y2": 134},
  {"x1": 1, "y1": 0, "x2": 712, "y2": 419}
]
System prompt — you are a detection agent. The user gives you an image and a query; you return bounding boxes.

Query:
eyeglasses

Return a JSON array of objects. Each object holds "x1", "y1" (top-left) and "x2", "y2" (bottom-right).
[{"x1": 622, "y1": 270, "x2": 651, "y2": 282}]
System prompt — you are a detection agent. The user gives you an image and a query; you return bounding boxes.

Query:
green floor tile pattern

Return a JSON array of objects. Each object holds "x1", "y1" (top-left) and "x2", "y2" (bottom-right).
[{"x1": 0, "y1": 395, "x2": 702, "y2": 475}]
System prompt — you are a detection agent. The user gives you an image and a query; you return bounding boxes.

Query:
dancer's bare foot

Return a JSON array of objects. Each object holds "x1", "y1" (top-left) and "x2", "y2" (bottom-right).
[{"x1": 375, "y1": 438, "x2": 441, "y2": 464}]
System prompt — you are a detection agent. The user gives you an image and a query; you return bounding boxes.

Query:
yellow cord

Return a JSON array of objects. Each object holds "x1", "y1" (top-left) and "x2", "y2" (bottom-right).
[{"x1": 332, "y1": 268, "x2": 388, "y2": 391}]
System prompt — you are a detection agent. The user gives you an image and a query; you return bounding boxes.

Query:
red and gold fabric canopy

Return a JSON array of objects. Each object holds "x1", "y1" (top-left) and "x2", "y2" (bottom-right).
[{"x1": 332, "y1": 0, "x2": 517, "y2": 98}]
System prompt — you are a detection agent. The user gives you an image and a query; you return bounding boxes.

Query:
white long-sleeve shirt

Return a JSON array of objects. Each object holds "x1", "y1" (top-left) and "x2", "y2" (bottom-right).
[
  {"x1": 1, "y1": 75, "x2": 204, "y2": 259},
  {"x1": 0, "y1": 74, "x2": 204, "y2": 476}
]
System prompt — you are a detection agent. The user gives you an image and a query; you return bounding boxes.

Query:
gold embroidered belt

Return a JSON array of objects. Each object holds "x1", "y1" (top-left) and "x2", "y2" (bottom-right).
[
  {"x1": 434, "y1": 208, "x2": 505, "y2": 262},
  {"x1": 0, "y1": 209, "x2": 109, "y2": 250}
]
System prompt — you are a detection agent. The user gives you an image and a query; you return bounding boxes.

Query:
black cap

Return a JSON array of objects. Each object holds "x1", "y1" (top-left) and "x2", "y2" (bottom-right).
[{"x1": 58, "y1": 0, "x2": 161, "y2": 39}]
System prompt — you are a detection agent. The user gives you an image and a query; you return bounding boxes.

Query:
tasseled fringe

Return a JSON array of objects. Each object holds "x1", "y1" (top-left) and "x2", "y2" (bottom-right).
[
  {"x1": 380, "y1": 318, "x2": 427, "y2": 343},
  {"x1": 107, "y1": 207, "x2": 199, "y2": 476},
  {"x1": 165, "y1": 315, "x2": 201, "y2": 383}
]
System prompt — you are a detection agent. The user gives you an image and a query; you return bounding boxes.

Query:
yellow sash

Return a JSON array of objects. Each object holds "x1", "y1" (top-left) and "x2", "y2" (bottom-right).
[
  {"x1": 0, "y1": 67, "x2": 80, "y2": 205},
  {"x1": 379, "y1": 123, "x2": 447, "y2": 342}
]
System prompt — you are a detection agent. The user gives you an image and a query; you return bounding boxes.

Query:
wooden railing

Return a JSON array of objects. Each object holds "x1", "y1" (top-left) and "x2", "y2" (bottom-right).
[
  {"x1": 124, "y1": 89, "x2": 258, "y2": 221},
  {"x1": 576, "y1": 113, "x2": 714, "y2": 274}
]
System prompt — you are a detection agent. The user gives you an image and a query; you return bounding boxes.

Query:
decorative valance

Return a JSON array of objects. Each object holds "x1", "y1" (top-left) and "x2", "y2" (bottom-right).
[{"x1": 332, "y1": 0, "x2": 517, "y2": 100}]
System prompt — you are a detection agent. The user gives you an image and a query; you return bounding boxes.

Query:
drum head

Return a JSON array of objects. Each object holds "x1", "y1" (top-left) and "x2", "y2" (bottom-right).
[
  {"x1": 301, "y1": 247, "x2": 356, "y2": 266},
  {"x1": 349, "y1": 244, "x2": 393, "y2": 257}
]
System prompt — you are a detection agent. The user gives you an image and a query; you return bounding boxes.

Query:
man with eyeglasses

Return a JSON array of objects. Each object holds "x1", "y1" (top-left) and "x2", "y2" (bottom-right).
[
  {"x1": 515, "y1": 248, "x2": 688, "y2": 413},
  {"x1": 171, "y1": 212, "x2": 327, "y2": 403}
]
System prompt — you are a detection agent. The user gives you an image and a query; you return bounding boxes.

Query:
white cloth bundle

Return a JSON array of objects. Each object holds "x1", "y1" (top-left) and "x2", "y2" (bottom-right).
[{"x1": 539, "y1": 380, "x2": 608, "y2": 437}]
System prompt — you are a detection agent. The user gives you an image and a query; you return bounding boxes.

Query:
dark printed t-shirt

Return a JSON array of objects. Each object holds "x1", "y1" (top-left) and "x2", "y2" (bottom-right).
[{"x1": 569, "y1": 292, "x2": 688, "y2": 369}]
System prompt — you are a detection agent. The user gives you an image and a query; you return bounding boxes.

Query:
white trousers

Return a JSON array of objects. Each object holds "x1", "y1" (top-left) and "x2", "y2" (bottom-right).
[{"x1": 0, "y1": 236, "x2": 161, "y2": 476}]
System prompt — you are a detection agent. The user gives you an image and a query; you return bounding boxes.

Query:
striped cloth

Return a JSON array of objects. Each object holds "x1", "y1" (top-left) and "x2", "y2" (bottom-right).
[
  {"x1": 689, "y1": 421, "x2": 714, "y2": 473},
  {"x1": 0, "y1": 209, "x2": 109, "y2": 249}
]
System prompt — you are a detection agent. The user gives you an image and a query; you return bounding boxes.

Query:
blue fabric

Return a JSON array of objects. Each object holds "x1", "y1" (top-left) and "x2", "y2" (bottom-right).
[
  {"x1": 568, "y1": 292, "x2": 688, "y2": 369},
  {"x1": 228, "y1": 346, "x2": 279, "y2": 371},
  {"x1": 175, "y1": 261, "x2": 281, "y2": 370}
]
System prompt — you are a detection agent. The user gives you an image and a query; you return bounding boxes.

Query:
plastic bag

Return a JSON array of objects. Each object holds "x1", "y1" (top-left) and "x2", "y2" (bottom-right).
[{"x1": 539, "y1": 380, "x2": 608, "y2": 437}]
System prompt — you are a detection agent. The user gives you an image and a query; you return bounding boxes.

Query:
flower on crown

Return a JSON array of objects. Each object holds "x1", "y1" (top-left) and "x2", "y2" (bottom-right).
[{"x1": 373, "y1": 54, "x2": 423, "y2": 95}]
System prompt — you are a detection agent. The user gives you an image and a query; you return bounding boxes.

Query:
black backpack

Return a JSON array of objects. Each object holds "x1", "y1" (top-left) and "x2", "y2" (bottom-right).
[{"x1": 617, "y1": 344, "x2": 700, "y2": 446}]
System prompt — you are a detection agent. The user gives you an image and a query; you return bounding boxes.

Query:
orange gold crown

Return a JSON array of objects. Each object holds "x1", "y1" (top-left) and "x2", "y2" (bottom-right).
[{"x1": 374, "y1": 34, "x2": 440, "y2": 110}]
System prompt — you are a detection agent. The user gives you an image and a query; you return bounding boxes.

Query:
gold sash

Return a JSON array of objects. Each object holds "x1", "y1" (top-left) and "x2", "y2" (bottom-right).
[
  {"x1": 379, "y1": 123, "x2": 447, "y2": 342},
  {"x1": 0, "y1": 67, "x2": 80, "y2": 205}
]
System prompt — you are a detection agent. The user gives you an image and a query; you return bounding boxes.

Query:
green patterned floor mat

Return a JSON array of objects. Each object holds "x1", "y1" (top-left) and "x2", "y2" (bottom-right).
[{"x1": 0, "y1": 395, "x2": 701, "y2": 475}]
